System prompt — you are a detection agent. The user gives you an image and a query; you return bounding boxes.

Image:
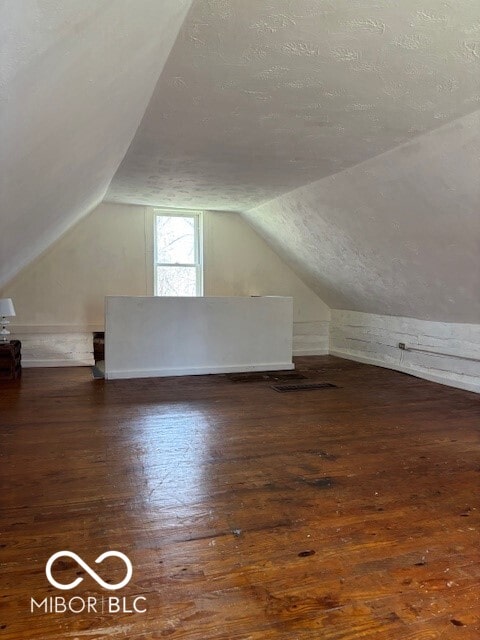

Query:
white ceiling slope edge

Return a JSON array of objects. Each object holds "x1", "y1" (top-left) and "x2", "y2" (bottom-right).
[
  {"x1": 0, "y1": 0, "x2": 193, "y2": 288},
  {"x1": 244, "y1": 110, "x2": 480, "y2": 324},
  {"x1": 108, "y1": 0, "x2": 480, "y2": 211}
]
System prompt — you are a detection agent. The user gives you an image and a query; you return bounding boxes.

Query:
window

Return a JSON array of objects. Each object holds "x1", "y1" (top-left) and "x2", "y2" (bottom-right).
[{"x1": 154, "y1": 211, "x2": 203, "y2": 296}]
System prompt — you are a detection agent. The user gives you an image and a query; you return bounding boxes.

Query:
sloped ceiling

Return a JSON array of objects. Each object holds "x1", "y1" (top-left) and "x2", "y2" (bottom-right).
[
  {"x1": 108, "y1": 0, "x2": 480, "y2": 210},
  {"x1": 0, "y1": 0, "x2": 192, "y2": 288},
  {"x1": 2, "y1": 1, "x2": 479, "y2": 323},
  {"x1": 244, "y1": 111, "x2": 480, "y2": 323}
]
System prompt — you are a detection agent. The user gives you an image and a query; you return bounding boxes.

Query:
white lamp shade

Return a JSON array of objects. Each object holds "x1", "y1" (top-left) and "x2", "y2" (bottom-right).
[{"x1": 0, "y1": 298, "x2": 15, "y2": 317}]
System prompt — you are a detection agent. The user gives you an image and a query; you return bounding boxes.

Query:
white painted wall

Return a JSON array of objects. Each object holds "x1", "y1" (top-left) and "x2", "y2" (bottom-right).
[
  {"x1": 105, "y1": 296, "x2": 293, "y2": 379},
  {"x1": 203, "y1": 212, "x2": 330, "y2": 355},
  {"x1": 2, "y1": 204, "x2": 149, "y2": 329},
  {"x1": 330, "y1": 310, "x2": 480, "y2": 393},
  {"x1": 16, "y1": 332, "x2": 94, "y2": 369},
  {"x1": 1, "y1": 203, "x2": 327, "y2": 365},
  {"x1": 3, "y1": 194, "x2": 477, "y2": 392}
]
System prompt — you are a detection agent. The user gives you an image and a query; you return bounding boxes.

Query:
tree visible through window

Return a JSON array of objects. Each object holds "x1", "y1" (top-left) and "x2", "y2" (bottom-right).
[{"x1": 154, "y1": 212, "x2": 202, "y2": 296}]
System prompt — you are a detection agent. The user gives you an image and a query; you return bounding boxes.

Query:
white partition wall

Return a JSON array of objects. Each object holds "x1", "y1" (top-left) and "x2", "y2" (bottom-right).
[{"x1": 104, "y1": 296, "x2": 293, "y2": 379}]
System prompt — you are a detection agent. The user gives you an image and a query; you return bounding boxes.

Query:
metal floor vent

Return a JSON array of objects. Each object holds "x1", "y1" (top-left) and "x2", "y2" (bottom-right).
[
  {"x1": 271, "y1": 382, "x2": 338, "y2": 393},
  {"x1": 227, "y1": 371, "x2": 307, "y2": 383}
]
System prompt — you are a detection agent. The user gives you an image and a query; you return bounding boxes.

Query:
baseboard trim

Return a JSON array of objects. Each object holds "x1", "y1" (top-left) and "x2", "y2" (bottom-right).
[
  {"x1": 330, "y1": 349, "x2": 480, "y2": 394},
  {"x1": 105, "y1": 361, "x2": 295, "y2": 380},
  {"x1": 12, "y1": 324, "x2": 103, "y2": 334},
  {"x1": 293, "y1": 348, "x2": 329, "y2": 356},
  {"x1": 23, "y1": 359, "x2": 94, "y2": 368}
]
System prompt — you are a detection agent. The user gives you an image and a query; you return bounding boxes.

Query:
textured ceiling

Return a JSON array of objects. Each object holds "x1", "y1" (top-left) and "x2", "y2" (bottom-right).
[
  {"x1": 108, "y1": 0, "x2": 480, "y2": 210},
  {"x1": 0, "y1": 0, "x2": 192, "y2": 288},
  {"x1": 244, "y1": 111, "x2": 480, "y2": 323},
  {"x1": 2, "y1": 0, "x2": 479, "y2": 324}
]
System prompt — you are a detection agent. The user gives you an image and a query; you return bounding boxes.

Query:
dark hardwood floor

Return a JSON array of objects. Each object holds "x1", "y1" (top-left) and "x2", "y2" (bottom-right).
[{"x1": 1, "y1": 356, "x2": 479, "y2": 639}]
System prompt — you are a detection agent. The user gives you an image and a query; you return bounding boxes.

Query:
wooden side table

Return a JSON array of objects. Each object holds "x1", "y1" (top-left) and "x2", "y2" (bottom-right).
[{"x1": 0, "y1": 340, "x2": 21, "y2": 380}]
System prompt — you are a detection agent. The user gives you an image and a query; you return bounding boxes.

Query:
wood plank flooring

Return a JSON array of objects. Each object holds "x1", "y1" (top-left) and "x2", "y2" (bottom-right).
[{"x1": 1, "y1": 356, "x2": 479, "y2": 639}]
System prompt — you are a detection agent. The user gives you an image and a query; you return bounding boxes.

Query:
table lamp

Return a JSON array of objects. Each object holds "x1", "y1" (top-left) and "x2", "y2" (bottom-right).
[{"x1": 0, "y1": 298, "x2": 16, "y2": 342}]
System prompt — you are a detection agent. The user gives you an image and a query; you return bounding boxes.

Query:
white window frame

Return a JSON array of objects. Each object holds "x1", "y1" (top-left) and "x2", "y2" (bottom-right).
[{"x1": 153, "y1": 210, "x2": 203, "y2": 296}]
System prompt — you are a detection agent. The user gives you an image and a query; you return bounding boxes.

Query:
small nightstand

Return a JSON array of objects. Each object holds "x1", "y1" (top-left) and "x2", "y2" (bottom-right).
[{"x1": 0, "y1": 340, "x2": 21, "y2": 380}]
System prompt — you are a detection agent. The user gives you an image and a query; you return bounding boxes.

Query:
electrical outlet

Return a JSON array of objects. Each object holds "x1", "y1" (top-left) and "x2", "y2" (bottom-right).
[{"x1": 398, "y1": 342, "x2": 406, "y2": 350}]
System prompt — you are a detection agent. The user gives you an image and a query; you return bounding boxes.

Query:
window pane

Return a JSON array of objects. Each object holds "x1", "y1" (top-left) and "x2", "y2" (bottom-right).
[
  {"x1": 156, "y1": 215, "x2": 195, "y2": 264},
  {"x1": 156, "y1": 266, "x2": 197, "y2": 296}
]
